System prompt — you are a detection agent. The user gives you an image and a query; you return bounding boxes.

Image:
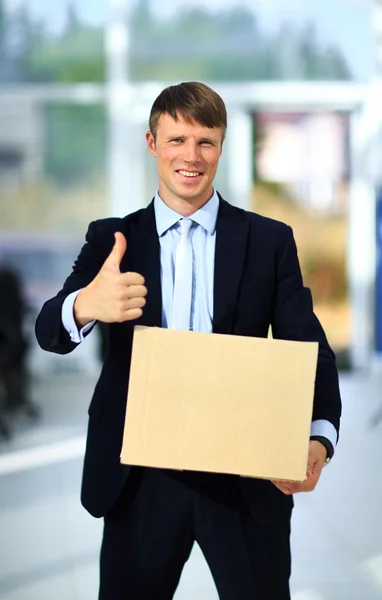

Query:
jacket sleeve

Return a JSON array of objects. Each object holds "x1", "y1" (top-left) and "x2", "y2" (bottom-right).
[
  {"x1": 271, "y1": 225, "x2": 342, "y2": 438},
  {"x1": 35, "y1": 220, "x2": 106, "y2": 355}
]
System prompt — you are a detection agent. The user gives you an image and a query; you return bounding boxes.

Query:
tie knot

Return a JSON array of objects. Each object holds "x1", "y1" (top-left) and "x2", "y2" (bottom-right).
[{"x1": 179, "y1": 218, "x2": 193, "y2": 235}]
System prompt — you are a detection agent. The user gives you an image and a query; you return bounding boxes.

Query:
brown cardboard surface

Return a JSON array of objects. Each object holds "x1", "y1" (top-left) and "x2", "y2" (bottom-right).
[{"x1": 120, "y1": 326, "x2": 318, "y2": 482}]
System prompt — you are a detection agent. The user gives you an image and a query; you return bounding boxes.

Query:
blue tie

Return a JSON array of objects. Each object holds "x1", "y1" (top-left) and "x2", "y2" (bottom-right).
[{"x1": 171, "y1": 219, "x2": 193, "y2": 331}]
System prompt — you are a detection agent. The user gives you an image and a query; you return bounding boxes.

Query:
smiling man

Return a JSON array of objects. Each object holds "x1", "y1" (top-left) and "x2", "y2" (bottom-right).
[
  {"x1": 146, "y1": 83, "x2": 226, "y2": 213},
  {"x1": 35, "y1": 81, "x2": 341, "y2": 600}
]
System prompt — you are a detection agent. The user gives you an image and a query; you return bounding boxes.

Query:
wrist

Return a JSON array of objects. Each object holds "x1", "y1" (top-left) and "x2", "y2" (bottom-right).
[{"x1": 74, "y1": 287, "x2": 95, "y2": 328}]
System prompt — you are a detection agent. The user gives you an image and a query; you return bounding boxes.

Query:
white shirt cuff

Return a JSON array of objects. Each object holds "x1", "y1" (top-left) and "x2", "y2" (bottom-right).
[
  {"x1": 62, "y1": 290, "x2": 96, "y2": 343},
  {"x1": 310, "y1": 419, "x2": 338, "y2": 452}
]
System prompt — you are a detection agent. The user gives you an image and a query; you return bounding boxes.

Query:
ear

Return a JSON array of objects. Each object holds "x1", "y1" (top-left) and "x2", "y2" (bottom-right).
[
  {"x1": 220, "y1": 133, "x2": 225, "y2": 155},
  {"x1": 146, "y1": 130, "x2": 157, "y2": 157}
]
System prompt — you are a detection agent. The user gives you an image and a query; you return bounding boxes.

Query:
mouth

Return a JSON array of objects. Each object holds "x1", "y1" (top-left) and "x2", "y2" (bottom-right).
[{"x1": 175, "y1": 169, "x2": 204, "y2": 183}]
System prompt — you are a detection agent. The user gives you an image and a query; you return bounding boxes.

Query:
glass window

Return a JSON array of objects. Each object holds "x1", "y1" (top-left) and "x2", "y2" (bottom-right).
[
  {"x1": 254, "y1": 110, "x2": 351, "y2": 365},
  {"x1": 128, "y1": 0, "x2": 372, "y2": 82},
  {"x1": 0, "y1": 99, "x2": 107, "y2": 315},
  {"x1": 0, "y1": 0, "x2": 108, "y2": 84}
]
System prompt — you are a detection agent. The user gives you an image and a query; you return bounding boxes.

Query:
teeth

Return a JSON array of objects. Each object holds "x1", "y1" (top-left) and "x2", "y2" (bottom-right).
[{"x1": 178, "y1": 170, "x2": 201, "y2": 177}]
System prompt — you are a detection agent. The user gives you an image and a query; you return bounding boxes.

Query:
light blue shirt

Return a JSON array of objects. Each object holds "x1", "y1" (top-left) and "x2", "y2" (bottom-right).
[
  {"x1": 62, "y1": 189, "x2": 337, "y2": 451},
  {"x1": 154, "y1": 190, "x2": 218, "y2": 332}
]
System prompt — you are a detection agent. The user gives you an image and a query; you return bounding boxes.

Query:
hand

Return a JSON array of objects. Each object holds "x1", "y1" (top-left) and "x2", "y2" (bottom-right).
[
  {"x1": 74, "y1": 232, "x2": 147, "y2": 326},
  {"x1": 271, "y1": 440, "x2": 328, "y2": 495}
]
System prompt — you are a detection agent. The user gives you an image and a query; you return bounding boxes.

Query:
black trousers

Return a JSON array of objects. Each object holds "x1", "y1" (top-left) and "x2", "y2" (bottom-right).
[{"x1": 99, "y1": 468, "x2": 292, "y2": 600}]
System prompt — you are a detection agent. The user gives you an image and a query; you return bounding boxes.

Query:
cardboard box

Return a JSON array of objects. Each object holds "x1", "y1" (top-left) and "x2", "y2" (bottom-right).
[{"x1": 120, "y1": 326, "x2": 318, "y2": 482}]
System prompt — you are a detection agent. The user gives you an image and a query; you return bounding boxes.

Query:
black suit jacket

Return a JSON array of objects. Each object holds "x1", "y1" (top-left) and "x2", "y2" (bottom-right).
[{"x1": 35, "y1": 196, "x2": 341, "y2": 523}]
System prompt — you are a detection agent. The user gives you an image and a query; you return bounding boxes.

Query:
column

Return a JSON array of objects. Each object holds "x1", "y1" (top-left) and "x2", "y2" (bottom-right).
[
  {"x1": 225, "y1": 108, "x2": 254, "y2": 210},
  {"x1": 106, "y1": 0, "x2": 147, "y2": 217}
]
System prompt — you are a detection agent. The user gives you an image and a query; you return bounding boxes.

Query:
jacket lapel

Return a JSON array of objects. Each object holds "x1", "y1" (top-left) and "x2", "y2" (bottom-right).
[
  {"x1": 213, "y1": 197, "x2": 249, "y2": 334},
  {"x1": 121, "y1": 201, "x2": 162, "y2": 328}
]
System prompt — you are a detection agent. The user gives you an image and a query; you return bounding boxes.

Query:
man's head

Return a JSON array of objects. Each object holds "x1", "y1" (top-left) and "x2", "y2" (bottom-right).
[
  {"x1": 148, "y1": 81, "x2": 227, "y2": 143},
  {"x1": 146, "y1": 82, "x2": 227, "y2": 214}
]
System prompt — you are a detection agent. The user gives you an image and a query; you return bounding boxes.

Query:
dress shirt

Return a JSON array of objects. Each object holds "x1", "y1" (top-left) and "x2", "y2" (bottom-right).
[{"x1": 154, "y1": 190, "x2": 217, "y2": 332}]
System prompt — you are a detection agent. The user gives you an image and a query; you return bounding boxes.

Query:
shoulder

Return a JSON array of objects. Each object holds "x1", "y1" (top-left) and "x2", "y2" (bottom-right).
[
  {"x1": 82, "y1": 206, "x2": 149, "y2": 262},
  {"x1": 86, "y1": 206, "x2": 148, "y2": 241},
  {"x1": 245, "y1": 208, "x2": 291, "y2": 234},
  {"x1": 89, "y1": 207, "x2": 147, "y2": 236},
  {"x1": 219, "y1": 197, "x2": 292, "y2": 242}
]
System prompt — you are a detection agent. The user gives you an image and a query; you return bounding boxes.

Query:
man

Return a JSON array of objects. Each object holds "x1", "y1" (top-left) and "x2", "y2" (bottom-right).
[{"x1": 35, "y1": 82, "x2": 342, "y2": 599}]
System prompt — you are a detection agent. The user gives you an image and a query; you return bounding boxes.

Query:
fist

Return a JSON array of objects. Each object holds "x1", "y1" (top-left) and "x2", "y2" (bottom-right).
[
  {"x1": 271, "y1": 440, "x2": 328, "y2": 495},
  {"x1": 74, "y1": 232, "x2": 147, "y2": 326}
]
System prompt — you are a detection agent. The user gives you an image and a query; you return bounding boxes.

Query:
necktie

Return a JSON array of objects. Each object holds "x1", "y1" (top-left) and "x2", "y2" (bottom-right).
[{"x1": 171, "y1": 218, "x2": 193, "y2": 330}]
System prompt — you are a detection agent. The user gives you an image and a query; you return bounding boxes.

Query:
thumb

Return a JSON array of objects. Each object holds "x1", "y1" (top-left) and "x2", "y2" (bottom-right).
[{"x1": 102, "y1": 232, "x2": 127, "y2": 272}]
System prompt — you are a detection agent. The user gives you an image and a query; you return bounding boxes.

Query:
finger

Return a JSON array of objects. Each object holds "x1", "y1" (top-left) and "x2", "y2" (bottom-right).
[
  {"x1": 283, "y1": 483, "x2": 304, "y2": 494},
  {"x1": 103, "y1": 232, "x2": 127, "y2": 272},
  {"x1": 123, "y1": 296, "x2": 147, "y2": 310},
  {"x1": 304, "y1": 471, "x2": 320, "y2": 492},
  {"x1": 307, "y1": 458, "x2": 319, "y2": 474},
  {"x1": 112, "y1": 297, "x2": 146, "y2": 323},
  {"x1": 116, "y1": 295, "x2": 146, "y2": 316},
  {"x1": 307, "y1": 463, "x2": 322, "y2": 481},
  {"x1": 291, "y1": 473, "x2": 319, "y2": 494},
  {"x1": 119, "y1": 272, "x2": 146, "y2": 286},
  {"x1": 272, "y1": 479, "x2": 310, "y2": 494},
  {"x1": 271, "y1": 481, "x2": 294, "y2": 495},
  {"x1": 120, "y1": 285, "x2": 148, "y2": 300},
  {"x1": 121, "y1": 307, "x2": 143, "y2": 322}
]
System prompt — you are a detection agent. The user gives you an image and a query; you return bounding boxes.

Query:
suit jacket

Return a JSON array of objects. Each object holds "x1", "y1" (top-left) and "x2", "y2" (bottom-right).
[{"x1": 35, "y1": 196, "x2": 342, "y2": 524}]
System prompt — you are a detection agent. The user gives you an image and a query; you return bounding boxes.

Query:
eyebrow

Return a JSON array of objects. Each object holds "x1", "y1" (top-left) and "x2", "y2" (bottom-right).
[
  {"x1": 165, "y1": 134, "x2": 219, "y2": 144},
  {"x1": 199, "y1": 136, "x2": 219, "y2": 144}
]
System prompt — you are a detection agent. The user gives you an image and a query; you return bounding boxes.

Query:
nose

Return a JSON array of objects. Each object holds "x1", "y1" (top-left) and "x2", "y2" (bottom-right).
[{"x1": 183, "y1": 140, "x2": 200, "y2": 163}]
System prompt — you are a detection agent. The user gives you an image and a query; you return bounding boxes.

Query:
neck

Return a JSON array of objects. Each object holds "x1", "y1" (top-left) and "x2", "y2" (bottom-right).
[{"x1": 158, "y1": 188, "x2": 214, "y2": 217}]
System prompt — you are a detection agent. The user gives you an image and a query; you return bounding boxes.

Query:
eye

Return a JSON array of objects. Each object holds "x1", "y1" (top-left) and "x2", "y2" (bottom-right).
[
  {"x1": 170, "y1": 138, "x2": 183, "y2": 144},
  {"x1": 200, "y1": 140, "x2": 213, "y2": 146}
]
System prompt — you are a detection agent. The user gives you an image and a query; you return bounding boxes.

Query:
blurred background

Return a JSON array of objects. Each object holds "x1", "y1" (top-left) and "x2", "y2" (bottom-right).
[{"x1": 0, "y1": 0, "x2": 382, "y2": 599}]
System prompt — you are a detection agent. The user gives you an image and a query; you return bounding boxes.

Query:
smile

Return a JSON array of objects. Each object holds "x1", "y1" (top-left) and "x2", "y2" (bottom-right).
[{"x1": 176, "y1": 170, "x2": 203, "y2": 178}]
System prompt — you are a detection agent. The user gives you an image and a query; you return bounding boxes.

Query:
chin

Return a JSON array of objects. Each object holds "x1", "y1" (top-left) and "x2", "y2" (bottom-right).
[
  {"x1": 182, "y1": 192, "x2": 206, "y2": 202},
  {"x1": 179, "y1": 184, "x2": 209, "y2": 197}
]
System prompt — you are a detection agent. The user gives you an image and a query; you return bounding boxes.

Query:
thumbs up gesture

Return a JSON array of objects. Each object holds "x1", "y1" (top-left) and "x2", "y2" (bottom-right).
[{"x1": 74, "y1": 232, "x2": 147, "y2": 327}]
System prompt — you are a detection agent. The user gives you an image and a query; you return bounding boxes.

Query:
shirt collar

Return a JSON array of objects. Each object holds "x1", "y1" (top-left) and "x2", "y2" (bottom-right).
[{"x1": 154, "y1": 189, "x2": 219, "y2": 237}]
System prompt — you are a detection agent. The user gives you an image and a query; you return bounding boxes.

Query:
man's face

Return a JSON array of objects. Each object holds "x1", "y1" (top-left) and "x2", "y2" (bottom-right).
[{"x1": 146, "y1": 113, "x2": 224, "y2": 208}]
